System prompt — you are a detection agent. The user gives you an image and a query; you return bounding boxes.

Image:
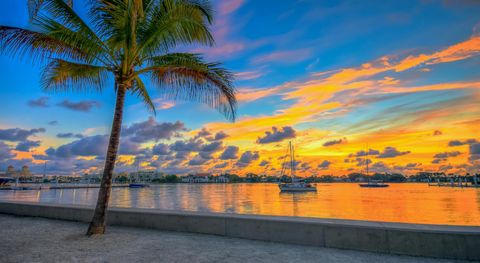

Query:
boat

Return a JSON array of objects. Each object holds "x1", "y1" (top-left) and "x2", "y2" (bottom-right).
[
  {"x1": 278, "y1": 141, "x2": 317, "y2": 192},
  {"x1": 129, "y1": 183, "x2": 149, "y2": 188},
  {"x1": 0, "y1": 176, "x2": 14, "y2": 186},
  {"x1": 359, "y1": 180, "x2": 389, "y2": 188},
  {"x1": 358, "y1": 145, "x2": 389, "y2": 188}
]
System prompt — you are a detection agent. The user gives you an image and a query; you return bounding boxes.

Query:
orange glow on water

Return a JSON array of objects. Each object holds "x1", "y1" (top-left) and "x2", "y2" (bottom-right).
[{"x1": 2, "y1": 184, "x2": 479, "y2": 226}]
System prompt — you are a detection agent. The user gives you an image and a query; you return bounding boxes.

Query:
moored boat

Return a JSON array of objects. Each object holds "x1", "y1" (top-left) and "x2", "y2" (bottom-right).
[
  {"x1": 278, "y1": 141, "x2": 317, "y2": 192},
  {"x1": 359, "y1": 180, "x2": 389, "y2": 188},
  {"x1": 129, "y1": 183, "x2": 149, "y2": 188},
  {"x1": 0, "y1": 177, "x2": 14, "y2": 186}
]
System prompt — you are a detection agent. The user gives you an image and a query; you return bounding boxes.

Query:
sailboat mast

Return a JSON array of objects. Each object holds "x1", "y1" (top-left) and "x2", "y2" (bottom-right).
[
  {"x1": 366, "y1": 144, "x2": 369, "y2": 176},
  {"x1": 292, "y1": 145, "x2": 296, "y2": 177}
]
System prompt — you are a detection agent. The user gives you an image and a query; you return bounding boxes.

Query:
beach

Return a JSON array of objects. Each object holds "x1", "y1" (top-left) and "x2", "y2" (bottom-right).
[{"x1": 0, "y1": 214, "x2": 471, "y2": 263}]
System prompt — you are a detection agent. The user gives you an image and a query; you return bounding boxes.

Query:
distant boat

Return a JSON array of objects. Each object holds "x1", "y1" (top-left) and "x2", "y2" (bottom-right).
[
  {"x1": 129, "y1": 183, "x2": 149, "y2": 188},
  {"x1": 358, "y1": 145, "x2": 389, "y2": 188},
  {"x1": 0, "y1": 176, "x2": 14, "y2": 186},
  {"x1": 278, "y1": 141, "x2": 317, "y2": 192},
  {"x1": 359, "y1": 180, "x2": 389, "y2": 188}
]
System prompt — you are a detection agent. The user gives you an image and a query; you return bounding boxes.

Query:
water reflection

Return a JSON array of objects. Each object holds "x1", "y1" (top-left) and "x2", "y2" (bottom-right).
[{"x1": 0, "y1": 183, "x2": 479, "y2": 225}]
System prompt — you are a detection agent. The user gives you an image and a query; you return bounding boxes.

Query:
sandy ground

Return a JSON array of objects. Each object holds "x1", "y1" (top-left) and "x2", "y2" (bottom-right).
[{"x1": 0, "y1": 214, "x2": 471, "y2": 263}]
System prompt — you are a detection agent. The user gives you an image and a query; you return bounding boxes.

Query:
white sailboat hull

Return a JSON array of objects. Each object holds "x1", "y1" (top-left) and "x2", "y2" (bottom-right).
[{"x1": 279, "y1": 182, "x2": 317, "y2": 192}]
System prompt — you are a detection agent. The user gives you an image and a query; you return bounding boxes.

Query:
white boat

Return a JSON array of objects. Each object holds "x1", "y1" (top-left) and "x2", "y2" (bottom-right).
[{"x1": 278, "y1": 141, "x2": 317, "y2": 192}]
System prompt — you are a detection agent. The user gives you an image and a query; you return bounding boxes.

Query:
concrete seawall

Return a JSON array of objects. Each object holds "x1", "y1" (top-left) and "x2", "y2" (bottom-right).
[{"x1": 0, "y1": 201, "x2": 478, "y2": 261}]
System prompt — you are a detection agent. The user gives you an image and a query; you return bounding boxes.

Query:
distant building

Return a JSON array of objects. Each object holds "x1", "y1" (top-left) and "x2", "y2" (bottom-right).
[
  {"x1": 181, "y1": 173, "x2": 210, "y2": 183},
  {"x1": 21, "y1": 165, "x2": 31, "y2": 177},
  {"x1": 129, "y1": 170, "x2": 164, "y2": 182},
  {"x1": 6, "y1": 165, "x2": 16, "y2": 177},
  {"x1": 213, "y1": 175, "x2": 229, "y2": 183}
]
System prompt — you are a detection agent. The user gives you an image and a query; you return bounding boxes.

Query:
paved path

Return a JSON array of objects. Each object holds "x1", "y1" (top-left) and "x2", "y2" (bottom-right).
[{"x1": 0, "y1": 214, "x2": 470, "y2": 263}]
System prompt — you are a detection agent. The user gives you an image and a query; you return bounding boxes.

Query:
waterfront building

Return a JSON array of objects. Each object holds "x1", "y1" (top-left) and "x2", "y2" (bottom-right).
[
  {"x1": 6, "y1": 165, "x2": 16, "y2": 177},
  {"x1": 213, "y1": 175, "x2": 230, "y2": 183},
  {"x1": 129, "y1": 170, "x2": 164, "y2": 182},
  {"x1": 21, "y1": 165, "x2": 31, "y2": 177},
  {"x1": 181, "y1": 173, "x2": 210, "y2": 183}
]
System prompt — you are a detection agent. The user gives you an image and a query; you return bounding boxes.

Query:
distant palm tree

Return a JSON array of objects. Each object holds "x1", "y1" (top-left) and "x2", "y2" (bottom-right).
[{"x1": 0, "y1": 0, "x2": 236, "y2": 235}]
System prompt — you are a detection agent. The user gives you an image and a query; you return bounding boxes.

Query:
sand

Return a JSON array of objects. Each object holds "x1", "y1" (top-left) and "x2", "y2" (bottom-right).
[{"x1": 0, "y1": 214, "x2": 470, "y2": 263}]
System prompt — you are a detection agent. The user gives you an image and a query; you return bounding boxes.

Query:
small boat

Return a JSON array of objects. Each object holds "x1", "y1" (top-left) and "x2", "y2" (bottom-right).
[
  {"x1": 0, "y1": 177, "x2": 14, "y2": 186},
  {"x1": 279, "y1": 181, "x2": 317, "y2": 192},
  {"x1": 278, "y1": 141, "x2": 317, "y2": 192},
  {"x1": 357, "y1": 144, "x2": 389, "y2": 188},
  {"x1": 359, "y1": 180, "x2": 389, "y2": 188},
  {"x1": 129, "y1": 183, "x2": 150, "y2": 188}
]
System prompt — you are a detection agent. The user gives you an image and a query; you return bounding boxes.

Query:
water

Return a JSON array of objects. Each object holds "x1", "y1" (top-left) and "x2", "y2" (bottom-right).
[{"x1": 1, "y1": 183, "x2": 479, "y2": 226}]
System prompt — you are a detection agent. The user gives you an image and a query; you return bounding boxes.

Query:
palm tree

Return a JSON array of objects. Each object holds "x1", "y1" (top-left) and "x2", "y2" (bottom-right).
[{"x1": 0, "y1": 0, "x2": 236, "y2": 235}]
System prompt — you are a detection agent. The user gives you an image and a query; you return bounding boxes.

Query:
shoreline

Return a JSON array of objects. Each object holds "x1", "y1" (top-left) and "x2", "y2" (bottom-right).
[{"x1": 1, "y1": 201, "x2": 479, "y2": 261}]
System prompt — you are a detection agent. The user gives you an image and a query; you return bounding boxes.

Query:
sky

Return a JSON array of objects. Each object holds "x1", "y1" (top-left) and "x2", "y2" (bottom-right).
[{"x1": 0, "y1": 0, "x2": 479, "y2": 176}]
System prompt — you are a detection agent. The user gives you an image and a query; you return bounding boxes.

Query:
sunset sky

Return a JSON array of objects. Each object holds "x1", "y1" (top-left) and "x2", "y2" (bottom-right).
[{"x1": 0, "y1": 0, "x2": 479, "y2": 176}]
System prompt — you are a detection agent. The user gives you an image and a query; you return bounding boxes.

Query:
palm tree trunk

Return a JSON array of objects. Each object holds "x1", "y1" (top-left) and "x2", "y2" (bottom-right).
[{"x1": 87, "y1": 82, "x2": 126, "y2": 236}]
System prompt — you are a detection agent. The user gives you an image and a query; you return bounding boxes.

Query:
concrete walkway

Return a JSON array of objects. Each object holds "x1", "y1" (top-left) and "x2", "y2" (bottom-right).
[{"x1": 0, "y1": 214, "x2": 470, "y2": 263}]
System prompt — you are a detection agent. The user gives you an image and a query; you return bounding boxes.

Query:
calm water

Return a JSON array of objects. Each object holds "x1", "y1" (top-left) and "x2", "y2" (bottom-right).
[{"x1": 1, "y1": 183, "x2": 479, "y2": 226}]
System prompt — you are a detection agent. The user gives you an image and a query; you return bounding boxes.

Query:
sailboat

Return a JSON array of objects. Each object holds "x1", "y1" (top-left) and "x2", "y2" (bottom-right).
[
  {"x1": 129, "y1": 164, "x2": 150, "y2": 188},
  {"x1": 278, "y1": 141, "x2": 317, "y2": 192},
  {"x1": 358, "y1": 146, "x2": 389, "y2": 188}
]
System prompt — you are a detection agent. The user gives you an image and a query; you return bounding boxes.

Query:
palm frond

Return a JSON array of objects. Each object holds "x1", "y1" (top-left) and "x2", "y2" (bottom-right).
[
  {"x1": 34, "y1": 15, "x2": 110, "y2": 64},
  {"x1": 140, "y1": 53, "x2": 236, "y2": 121},
  {"x1": 131, "y1": 76, "x2": 156, "y2": 114},
  {"x1": 41, "y1": 59, "x2": 109, "y2": 93},
  {"x1": 28, "y1": 0, "x2": 73, "y2": 20},
  {"x1": 0, "y1": 26, "x2": 90, "y2": 63},
  {"x1": 137, "y1": 0, "x2": 214, "y2": 59}
]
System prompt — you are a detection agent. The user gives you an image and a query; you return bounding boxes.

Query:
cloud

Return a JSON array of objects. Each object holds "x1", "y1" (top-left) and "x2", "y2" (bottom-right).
[
  {"x1": 48, "y1": 135, "x2": 108, "y2": 158},
  {"x1": 200, "y1": 141, "x2": 223, "y2": 153},
  {"x1": 433, "y1": 151, "x2": 462, "y2": 159},
  {"x1": 15, "y1": 140, "x2": 41, "y2": 152},
  {"x1": 432, "y1": 151, "x2": 462, "y2": 164},
  {"x1": 152, "y1": 98, "x2": 175, "y2": 110},
  {"x1": 378, "y1": 147, "x2": 410, "y2": 158},
  {"x1": 196, "y1": 128, "x2": 211, "y2": 138},
  {"x1": 123, "y1": 117, "x2": 186, "y2": 143},
  {"x1": 370, "y1": 162, "x2": 392, "y2": 173},
  {"x1": 323, "y1": 138, "x2": 347, "y2": 147},
  {"x1": 152, "y1": 143, "x2": 170, "y2": 155},
  {"x1": 0, "y1": 128, "x2": 45, "y2": 142},
  {"x1": 251, "y1": 49, "x2": 312, "y2": 65},
  {"x1": 433, "y1": 130, "x2": 442, "y2": 136},
  {"x1": 469, "y1": 143, "x2": 480, "y2": 162},
  {"x1": 212, "y1": 131, "x2": 228, "y2": 141},
  {"x1": 448, "y1": 139, "x2": 478, "y2": 146},
  {"x1": 0, "y1": 142, "x2": 15, "y2": 159},
  {"x1": 317, "y1": 160, "x2": 331, "y2": 170},
  {"x1": 214, "y1": 162, "x2": 229, "y2": 168},
  {"x1": 218, "y1": 0, "x2": 244, "y2": 15},
  {"x1": 28, "y1": 96, "x2": 49, "y2": 107},
  {"x1": 56, "y1": 133, "x2": 84, "y2": 139},
  {"x1": 47, "y1": 134, "x2": 146, "y2": 158},
  {"x1": 235, "y1": 70, "x2": 264, "y2": 81},
  {"x1": 220, "y1": 146, "x2": 239, "y2": 160},
  {"x1": 57, "y1": 100, "x2": 101, "y2": 112},
  {"x1": 355, "y1": 157, "x2": 372, "y2": 167},
  {"x1": 188, "y1": 155, "x2": 209, "y2": 166},
  {"x1": 237, "y1": 151, "x2": 260, "y2": 166},
  {"x1": 257, "y1": 126, "x2": 296, "y2": 144},
  {"x1": 170, "y1": 139, "x2": 203, "y2": 152},
  {"x1": 259, "y1": 160, "x2": 270, "y2": 167},
  {"x1": 48, "y1": 121, "x2": 58, "y2": 126},
  {"x1": 348, "y1": 149, "x2": 380, "y2": 157}
]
